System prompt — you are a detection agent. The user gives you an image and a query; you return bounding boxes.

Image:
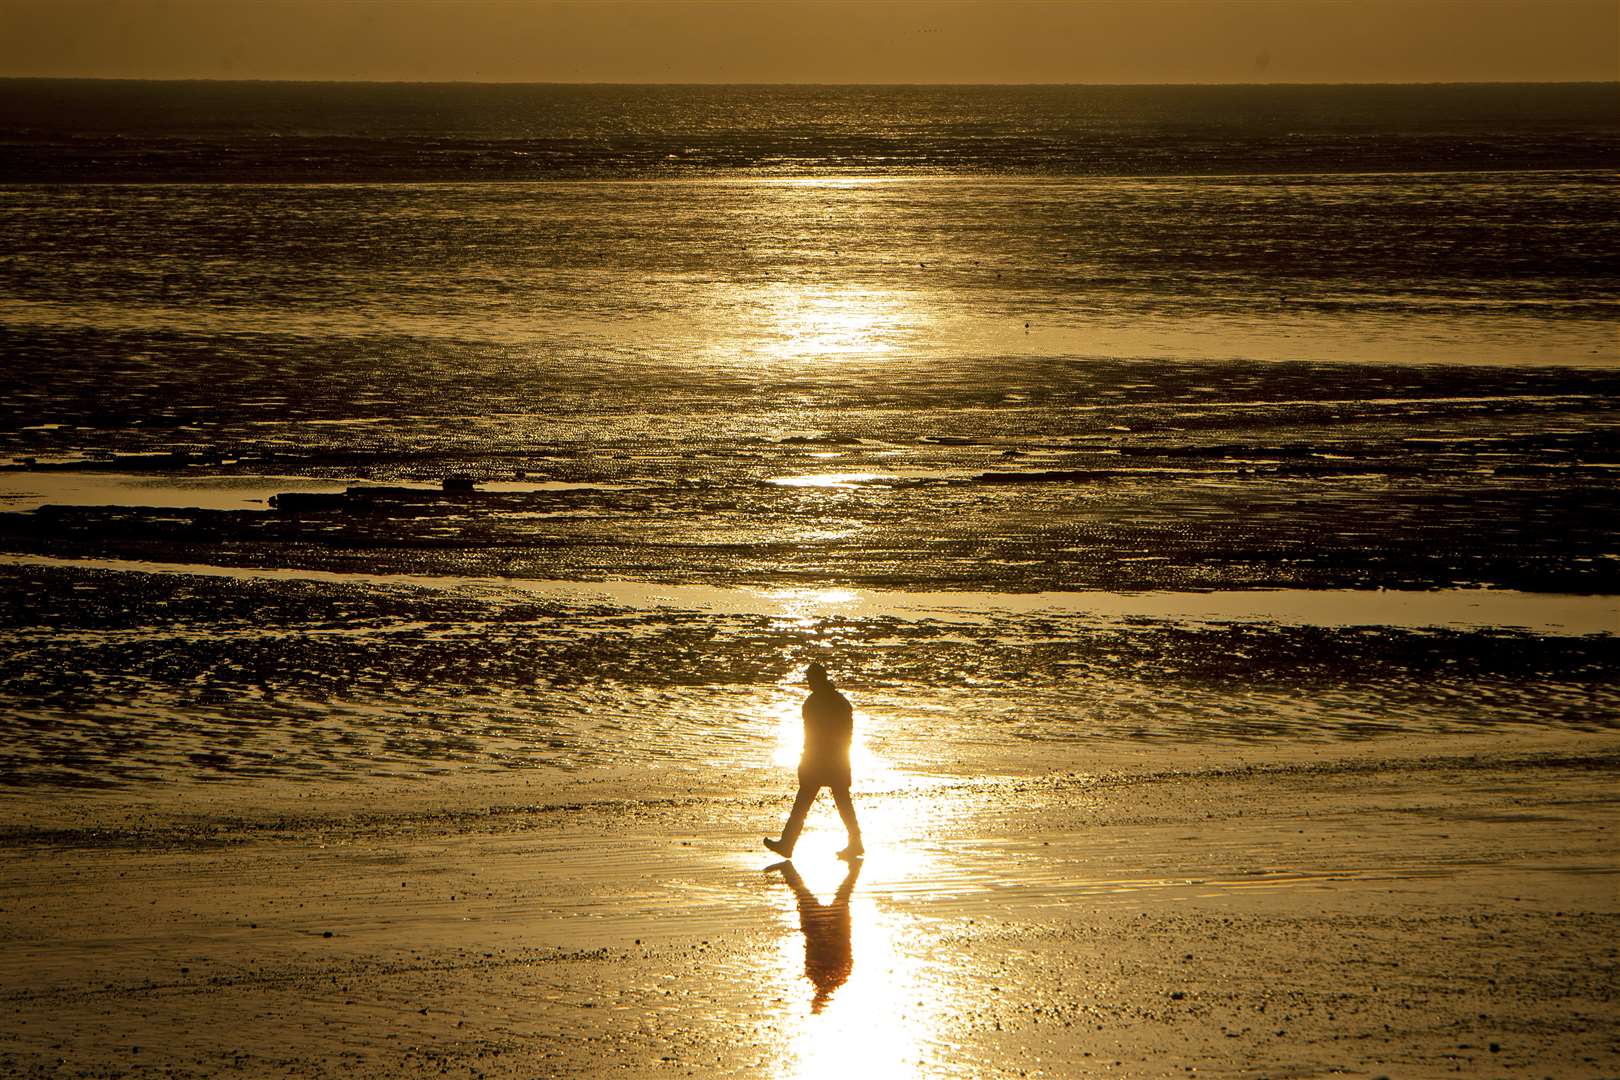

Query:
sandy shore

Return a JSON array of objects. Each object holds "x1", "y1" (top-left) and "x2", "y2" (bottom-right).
[{"x1": 1, "y1": 733, "x2": 1616, "y2": 1078}]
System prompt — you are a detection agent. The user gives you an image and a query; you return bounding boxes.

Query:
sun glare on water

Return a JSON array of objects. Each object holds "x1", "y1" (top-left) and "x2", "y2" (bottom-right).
[
  {"x1": 768, "y1": 889, "x2": 953, "y2": 1079},
  {"x1": 768, "y1": 473, "x2": 889, "y2": 488},
  {"x1": 753, "y1": 283, "x2": 922, "y2": 363},
  {"x1": 764, "y1": 695, "x2": 892, "y2": 787},
  {"x1": 746, "y1": 584, "x2": 966, "y2": 1074}
]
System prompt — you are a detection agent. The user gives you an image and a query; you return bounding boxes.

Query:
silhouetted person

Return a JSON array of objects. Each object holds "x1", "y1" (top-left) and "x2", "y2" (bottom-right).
[
  {"x1": 771, "y1": 858, "x2": 861, "y2": 1013},
  {"x1": 764, "y1": 662, "x2": 863, "y2": 859}
]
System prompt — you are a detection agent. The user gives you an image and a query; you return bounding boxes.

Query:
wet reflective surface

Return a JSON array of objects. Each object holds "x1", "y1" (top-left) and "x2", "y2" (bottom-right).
[
  {"x1": 765, "y1": 862, "x2": 965, "y2": 1079},
  {"x1": 6, "y1": 739, "x2": 1616, "y2": 1077},
  {"x1": 1, "y1": 554, "x2": 1614, "y2": 791},
  {"x1": 1, "y1": 83, "x2": 1617, "y2": 1078}
]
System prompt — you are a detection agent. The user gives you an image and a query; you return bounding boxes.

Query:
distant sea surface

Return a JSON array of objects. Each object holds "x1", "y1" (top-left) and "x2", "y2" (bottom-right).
[
  {"x1": 3, "y1": 80, "x2": 1618, "y2": 181},
  {"x1": 0, "y1": 81, "x2": 1616, "y2": 792}
]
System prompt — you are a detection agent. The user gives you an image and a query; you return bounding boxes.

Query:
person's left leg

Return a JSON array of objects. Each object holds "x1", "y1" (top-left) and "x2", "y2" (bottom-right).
[
  {"x1": 830, "y1": 785, "x2": 863, "y2": 856},
  {"x1": 766, "y1": 781, "x2": 820, "y2": 857}
]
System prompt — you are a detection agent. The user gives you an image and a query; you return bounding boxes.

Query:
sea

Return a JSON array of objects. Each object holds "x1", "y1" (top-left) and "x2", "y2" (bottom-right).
[{"x1": 0, "y1": 81, "x2": 1617, "y2": 798}]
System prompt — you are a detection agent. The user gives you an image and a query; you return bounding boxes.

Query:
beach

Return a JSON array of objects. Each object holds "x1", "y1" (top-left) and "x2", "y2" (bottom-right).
[
  {"x1": 2, "y1": 731, "x2": 1616, "y2": 1077},
  {"x1": 1, "y1": 80, "x2": 1617, "y2": 1075}
]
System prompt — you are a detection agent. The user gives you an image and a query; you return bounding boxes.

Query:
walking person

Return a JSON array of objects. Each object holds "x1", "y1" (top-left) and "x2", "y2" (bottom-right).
[{"x1": 765, "y1": 662, "x2": 864, "y2": 859}]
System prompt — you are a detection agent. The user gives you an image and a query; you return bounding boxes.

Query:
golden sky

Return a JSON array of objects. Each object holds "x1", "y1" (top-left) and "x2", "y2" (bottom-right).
[{"x1": 1, "y1": 0, "x2": 1615, "y2": 83}]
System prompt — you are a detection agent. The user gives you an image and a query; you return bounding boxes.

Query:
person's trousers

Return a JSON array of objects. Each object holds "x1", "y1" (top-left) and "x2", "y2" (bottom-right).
[{"x1": 779, "y1": 781, "x2": 861, "y2": 853}]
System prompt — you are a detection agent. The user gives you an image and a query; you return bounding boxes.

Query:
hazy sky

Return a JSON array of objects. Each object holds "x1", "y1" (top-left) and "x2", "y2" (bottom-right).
[{"x1": 1, "y1": 0, "x2": 1615, "y2": 84}]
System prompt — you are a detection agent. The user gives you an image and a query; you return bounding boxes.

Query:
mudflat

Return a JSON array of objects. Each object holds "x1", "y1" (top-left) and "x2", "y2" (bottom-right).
[{"x1": 3, "y1": 82, "x2": 1617, "y2": 1079}]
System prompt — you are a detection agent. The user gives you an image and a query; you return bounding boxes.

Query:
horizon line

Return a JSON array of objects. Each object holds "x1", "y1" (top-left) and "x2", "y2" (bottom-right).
[{"x1": 2, "y1": 76, "x2": 1616, "y2": 90}]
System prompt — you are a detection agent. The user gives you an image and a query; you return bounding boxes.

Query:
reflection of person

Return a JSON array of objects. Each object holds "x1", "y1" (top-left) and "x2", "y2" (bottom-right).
[
  {"x1": 772, "y1": 858, "x2": 861, "y2": 1013},
  {"x1": 765, "y1": 663, "x2": 863, "y2": 859}
]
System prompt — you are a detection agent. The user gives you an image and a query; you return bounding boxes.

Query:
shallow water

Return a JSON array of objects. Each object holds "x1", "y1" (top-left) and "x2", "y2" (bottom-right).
[
  {"x1": 6, "y1": 552, "x2": 1616, "y2": 635},
  {"x1": 1, "y1": 84, "x2": 1617, "y2": 803}
]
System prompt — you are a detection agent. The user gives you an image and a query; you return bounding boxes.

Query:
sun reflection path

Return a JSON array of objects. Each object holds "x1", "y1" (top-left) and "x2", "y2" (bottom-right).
[
  {"x1": 761, "y1": 586, "x2": 863, "y2": 615},
  {"x1": 740, "y1": 584, "x2": 983, "y2": 1078},
  {"x1": 765, "y1": 859, "x2": 962, "y2": 1079},
  {"x1": 753, "y1": 284, "x2": 921, "y2": 363},
  {"x1": 767, "y1": 473, "x2": 891, "y2": 489}
]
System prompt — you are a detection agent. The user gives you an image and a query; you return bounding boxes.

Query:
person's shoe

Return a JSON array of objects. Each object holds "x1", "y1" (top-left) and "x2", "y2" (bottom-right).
[
  {"x1": 764, "y1": 837, "x2": 792, "y2": 858},
  {"x1": 837, "y1": 841, "x2": 865, "y2": 859}
]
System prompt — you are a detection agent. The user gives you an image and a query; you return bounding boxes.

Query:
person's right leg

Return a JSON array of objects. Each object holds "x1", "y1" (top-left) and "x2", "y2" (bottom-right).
[
  {"x1": 831, "y1": 786, "x2": 863, "y2": 857},
  {"x1": 766, "y1": 782, "x2": 819, "y2": 857}
]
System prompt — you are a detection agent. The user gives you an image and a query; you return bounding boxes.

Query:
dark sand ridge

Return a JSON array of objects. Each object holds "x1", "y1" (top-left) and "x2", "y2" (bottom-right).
[
  {"x1": 2, "y1": 557, "x2": 1616, "y2": 796},
  {"x1": 1, "y1": 733, "x2": 1615, "y2": 1077}
]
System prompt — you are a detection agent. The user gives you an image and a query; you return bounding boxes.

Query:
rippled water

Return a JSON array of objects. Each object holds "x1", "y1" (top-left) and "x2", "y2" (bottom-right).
[
  {"x1": 0, "y1": 83, "x2": 1616, "y2": 794},
  {"x1": 4, "y1": 80, "x2": 1617, "y2": 180}
]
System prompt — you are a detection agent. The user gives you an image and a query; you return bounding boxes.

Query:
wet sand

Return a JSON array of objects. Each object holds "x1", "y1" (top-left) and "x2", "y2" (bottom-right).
[
  {"x1": 2, "y1": 734, "x2": 1616, "y2": 1078},
  {"x1": 5, "y1": 356, "x2": 1618, "y2": 597}
]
